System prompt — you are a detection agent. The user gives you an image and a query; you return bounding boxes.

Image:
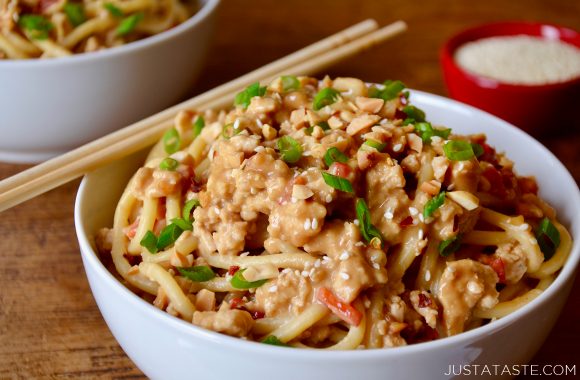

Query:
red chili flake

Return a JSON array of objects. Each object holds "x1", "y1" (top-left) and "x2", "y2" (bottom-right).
[
  {"x1": 123, "y1": 254, "x2": 141, "y2": 266},
  {"x1": 228, "y1": 266, "x2": 240, "y2": 276},
  {"x1": 229, "y1": 297, "x2": 244, "y2": 309},
  {"x1": 418, "y1": 293, "x2": 432, "y2": 308},
  {"x1": 401, "y1": 324, "x2": 439, "y2": 344},
  {"x1": 189, "y1": 178, "x2": 203, "y2": 193},
  {"x1": 517, "y1": 177, "x2": 538, "y2": 195},
  {"x1": 482, "y1": 167, "x2": 507, "y2": 198},
  {"x1": 400, "y1": 216, "x2": 414, "y2": 228},
  {"x1": 251, "y1": 310, "x2": 265, "y2": 320},
  {"x1": 479, "y1": 143, "x2": 497, "y2": 165},
  {"x1": 479, "y1": 255, "x2": 506, "y2": 284},
  {"x1": 394, "y1": 108, "x2": 407, "y2": 121},
  {"x1": 329, "y1": 162, "x2": 351, "y2": 179}
]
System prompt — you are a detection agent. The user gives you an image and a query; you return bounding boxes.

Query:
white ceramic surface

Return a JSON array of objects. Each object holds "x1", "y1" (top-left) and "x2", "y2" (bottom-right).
[
  {"x1": 75, "y1": 91, "x2": 580, "y2": 380},
  {"x1": 0, "y1": 0, "x2": 219, "y2": 163}
]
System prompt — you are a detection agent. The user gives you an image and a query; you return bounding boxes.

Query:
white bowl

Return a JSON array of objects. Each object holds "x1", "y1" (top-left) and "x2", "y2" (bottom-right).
[
  {"x1": 0, "y1": 0, "x2": 220, "y2": 163},
  {"x1": 75, "y1": 90, "x2": 580, "y2": 380}
]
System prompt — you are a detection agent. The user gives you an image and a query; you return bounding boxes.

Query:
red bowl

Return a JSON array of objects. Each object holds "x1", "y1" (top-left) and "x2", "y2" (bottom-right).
[{"x1": 440, "y1": 22, "x2": 580, "y2": 135}]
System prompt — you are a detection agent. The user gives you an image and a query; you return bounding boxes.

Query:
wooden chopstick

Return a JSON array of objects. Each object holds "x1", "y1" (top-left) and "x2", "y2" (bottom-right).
[
  {"x1": 0, "y1": 19, "x2": 378, "y2": 194},
  {"x1": 0, "y1": 20, "x2": 407, "y2": 212}
]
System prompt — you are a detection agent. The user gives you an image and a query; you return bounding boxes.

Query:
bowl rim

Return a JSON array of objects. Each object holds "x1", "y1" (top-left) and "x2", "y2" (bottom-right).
[
  {"x1": 440, "y1": 21, "x2": 580, "y2": 91},
  {"x1": 75, "y1": 89, "x2": 580, "y2": 359},
  {"x1": 0, "y1": 0, "x2": 220, "y2": 68}
]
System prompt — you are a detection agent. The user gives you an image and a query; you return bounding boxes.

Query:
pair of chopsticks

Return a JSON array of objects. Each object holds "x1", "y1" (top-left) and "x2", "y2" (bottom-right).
[{"x1": 0, "y1": 19, "x2": 407, "y2": 212}]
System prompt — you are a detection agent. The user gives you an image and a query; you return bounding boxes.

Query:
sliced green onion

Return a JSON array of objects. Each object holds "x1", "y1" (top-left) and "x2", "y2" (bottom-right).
[
  {"x1": 322, "y1": 172, "x2": 353, "y2": 193},
  {"x1": 104, "y1": 2, "x2": 124, "y2": 17},
  {"x1": 317, "y1": 121, "x2": 330, "y2": 131},
  {"x1": 443, "y1": 140, "x2": 476, "y2": 161},
  {"x1": 171, "y1": 217, "x2": 193, "y2": 231},
  {"x1": 355, "y1": 198, "x2": 384, "y2": 246},
  {"x1": 471, "y1": 143, "x2": 484, "y2": 158},
  {"x1": 182, "y1": 199, "x2": 200, "y2": 221},
  {"x1": 116, "y1": 12, "x2": 143, "y2": 36},
  {"x1": 369, "y1": 80, "x2": 406, "y2": 101},
  {"x1": 222, "y1": 123, "x2": 242, "y2": 139},
  {"x1": 234, "y1": 82, "x2": 267, "y2": 109},
  {"x1": 178, "y1": 266, "x2": 215, "y2": 282},
  {"x1": 163, "y1": 128, "x2": 180, "y2": 154},
  {"x1": 364, "y1": 140, "x2": 387, "y2": 152},
  {"x1": 323, "y1": 147, "x2": 348, "y2": 167},
  {"x1": 193, "y1": 116, "x2": 205, "y2": 138},
  {"x1": 439, "y1": 235, "x2": 462, "y2": 257},
  {"x1": 402, "y1": 105, "x2": 426, "y2": 124},
  {"x1": 140, "y1": 231, "x2": 158, "y2": 254},
  {"x1": 18, "y1": 15, "x2": 54, "y2": 40},
  {"x1": 423, "y1": 191, "x2": 446, "y2": 218},
  {"x1": 159, "y1": 157, "x2": 178, "y2": 171},
  {"x1": 64, "y1": 3, "x2": 86, "y2": 27},
  {"x1": 157, "y1": 223, "x2": 184, "y2": 251},
  {"x1": 230, "y1": 269, "x2": 268, "y2": 289},
  {"x1": 312, "y1": 87, "x2": 340, "y2": 111},
  {"x1": 281, "y1": 75, "x2": 300, "y2": 92},
  {"x1": 277, "y1": 136, "x2": 302, "y2": 163},
  {"x1": 262, "y1": 335, "x2": 289, "y2": 346},
  {"x1": 536, "y1": 218, "x2": 561, "y2": 260}
]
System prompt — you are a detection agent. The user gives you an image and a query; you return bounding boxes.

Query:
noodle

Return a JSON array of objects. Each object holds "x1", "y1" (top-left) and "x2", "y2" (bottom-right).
[
  {"x1": 96, "y1": 75, "x2": 573, "y2": 349},
  {"x1": 0, "y1": 0, "x2": 198, "y2": 59}
]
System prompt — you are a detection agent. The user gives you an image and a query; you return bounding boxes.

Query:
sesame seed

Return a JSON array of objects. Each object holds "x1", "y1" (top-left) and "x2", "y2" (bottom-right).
[
  {"x1": 393, "y1": 143, "x2": 403, "y2": 152},
  {"x1": 372, "y1": 263, "x2": 380, "y2": 270},
  {"x1": 384, "y1": 208, "x2": 394, "y2": 220},
  {"x1": 364, "y1": 298, "x2": 372, "y2": 308},
  {"x1": 380, "y1": 118, "x2": 388, "y2": 125},
  {"x1": 340, "y1": 272, "x2": 350, "y2": 280},
  {"x1": 355, "y1": 241, "x2": 365, "y2": 247},
  {"x1": 314, "y1": 259, "x2": 321, "y2": 268},
  {"x1": 309, "y1": 268, "x2": 316, "y2": 278},
  {"x1": 412, "y1": 219, "x2": 419, "y2": 225},
  {"x1": 516, "y1": 223, "x2": 529, "y2": 231},
  {"x1": 325, "y1": 194, "x2": 333, "y2": 203},
  {"x1": 250, "y1": 187, "x2": 257, "y2": 195},
  {"x1": 409, "y1": 207, "x2": 419, "y2": 216},
  {"x1": 339, "y1": 251, "x2": 350, "y2": 261},
  {"x1": 447, "y1": 183, "x2": 456, "y2": 191},
  {"x1": 424, "y1": 217, "x2": 434, "y2": 225},
  {"x1": 282, "y1": 268, "x2": 292, "y2": 274},
  {"x1": 254, "y1": 146, "x2": 265, "y2": 153},
  {"x1": 353, "y1": 219, "x2": 360, "y2": 226},
  {"x1": 530, "y1": 238, "x2": 538, "y2": 244},
  {"x1": 240, "y1": 251, "x2": 250, "y2": 257},
  {"x1": 304, "y1": 219, "x2": 311, "y2": 230},
  {"x1": 268, "y1": 285, "x2": 278, "y2": 293},
  {"x1": 303, "y1": 151, "x2": 312, "y2": 157},
  {"x1": 322, "y1": 255, "x2": 331, "y2": 263},
  {"x1": 419, "y1": 213, "x2": 425, "y2": 223},
  {"x1": 418, "y1": 229, "x2": 424, "y2": 240},
  {"x1": 214, "y1": 207, "x2": 220, "y2": 215},
  {"x1": 311, "y1": 218, "x2": 319, "y2": 229},
  {"x1": 233, "y1": 118, "x2": 241, "y2": 130},
  {"x1": 301, "y1": 270, "x2": 309, "y2": 277},
  {"x1": 256, "y1": 119, "x2": 263, "y2": 127},
  {"x1": 294, "y1": 270, "x2": 301, "y2": 276},
  {"x1": 457, "y1": 162, "x2": 465, "y2": 171},
  {"x1": 431, "y1": 136, "x2": 443, "y2": 144},
  {"x1": 291, "y1": 197, "x2": 297, "y2": 203},
  {"x1": 425, "y1": 270, "x2": 431, "y2": 281}
]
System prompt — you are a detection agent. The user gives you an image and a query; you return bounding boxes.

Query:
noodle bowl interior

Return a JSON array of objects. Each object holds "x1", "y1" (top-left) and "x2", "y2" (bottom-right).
[
  {"x1": 96, "y1": 76, "x2": 571, "y2": 349},
  {"x1": 0, "y1": 0, "x2": 199, "y2": 59}
]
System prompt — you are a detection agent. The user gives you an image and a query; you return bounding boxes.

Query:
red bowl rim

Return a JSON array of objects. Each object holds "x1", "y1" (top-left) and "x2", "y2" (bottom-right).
[{"x1": 440, "y1": 21, "x2": 580, "y2": 91}]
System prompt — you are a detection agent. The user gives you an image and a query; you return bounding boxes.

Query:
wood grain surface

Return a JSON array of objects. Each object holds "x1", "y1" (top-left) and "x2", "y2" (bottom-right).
[{"x1": 1, "y1": 0, "x2": 579, "y2": 378}]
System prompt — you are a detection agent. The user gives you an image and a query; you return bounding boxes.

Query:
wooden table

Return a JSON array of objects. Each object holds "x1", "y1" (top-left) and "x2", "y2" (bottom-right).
[{"x1": 1, "y1": 0, "x2": 579, "y2": 378}]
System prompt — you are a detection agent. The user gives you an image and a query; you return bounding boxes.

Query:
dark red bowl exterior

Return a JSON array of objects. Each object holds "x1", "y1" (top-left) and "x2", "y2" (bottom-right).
[{"x1": 440, "y1": 22, "x2": 580, "y2": 134}]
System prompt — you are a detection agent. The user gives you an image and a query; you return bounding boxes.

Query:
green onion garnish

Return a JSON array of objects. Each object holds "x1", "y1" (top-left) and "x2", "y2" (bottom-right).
[
  {"x1": 193, "y1": 116, "x2": 205, "y2": 138},
  {"x1": 536, "y1": 218, "x2": 561, "y2": 260},
  {"x1": 414, "y1": 122, "x2": 451, "y2": 144},
  {"x1": 401, "y1": 105, "x2": 426, "y2": 125},
  {"x1": 177, "y1": 266, "x2": 215, "y2": 282},
  {"x1": 222, "y1": 123, "x2": 242, "y2": 139},
  {"x1": 424, "y1": 191, "x2": 446, "y2": 218},
  {"x1": 159, "y1": 157, "x2": 178, "y2": 171},
  {"x1": 323, "y1": 147, "x2": 348, "y2": 167},
  {"x1": 116, "y1": 12, "x2": 143, "y2": 36},
  {"x1": 322, "y1": 172, "x2": 353, "y2": 193},
  {"x1": 318, "y1": 121, "x2": 330, "y2": 131},
  {"x1": 157, "y1": 223, "x2": 185, "y2": 251},
  {"x1": 438, "y1": 235, "x2": 462, "y2": 257},
  {"x1": 471, "y1": 143, "x2": 484, "y2": 158},
  {"x1": 364, "y1": 140, "x2": 386, "y2": 152},
  {"x1": 230, "y1": 269, "x2": 268, "y2": 289},
  {"x1": 171, "y1": 217, "x2": 193, "y2": 231},
  {"x1": 163, "y1": 128, "x2": 180, "y2": 154},
  {"x1": 104, "y1": 2, "x2": 123, "y2": 17},
  {"x1": 312, "y1": 88, "x2": 340, "y2": 111},
  {"x1": 281, "y1": 75, "x2": 300, "y2": 92},
  {"x1": 18, "y1": 15, "x2": 54, "y2": 40},
  {"x1": 443, "y1": 140, "x2": 479, "y2": 161},
  {"x1": 234, "y1": 82, "x2": 267, "y2": 109},
  {"x1": 355, "y1": 198, "x2": 384, "y2": 247},
  {"x1": 140, "y1": 231, "x2": 158, "y2": 254},
  {"x1": 277, "y1": 136, "x2": 302, "y2": 163},
  {"x1": 64, "y1": 3, "x2": 86, "y2": 27},
  {"x1": 262, "y1": 335, "x2": 289, "y2": 346},
  {"x1": 182, "y1": 199, "x2": 200, "y2": 221},
  {"x1": 368, "y1": 80, "x2": 406, "y2": 101}
]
